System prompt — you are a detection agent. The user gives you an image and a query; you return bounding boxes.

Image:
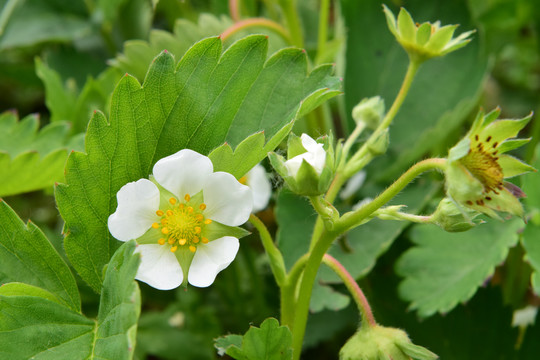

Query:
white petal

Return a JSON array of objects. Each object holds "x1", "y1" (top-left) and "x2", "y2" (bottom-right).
[
  {"x1": 203, "y1": 172, "x2": 252, "y2": 226},
  {"x1": 247, "y1": 164, "x2": 272, "y2": 212},
  {"x1": 284, "y1": 134, "x2": 326, "y2": 177},
  {"x1": 108, "y1": 179, "x2": 160, "y2": 241},
  {"x1": 300, "y1": 133, "x2": 319, "y2": 151},
  {"x1": 153, "y1": 149, "x2": 213, "y2": 198},
  {"x1": 134, "y1": 244, "x2": 183, "y2": 290},
  {"x1": 187, "y1": 237, "x2": 239, "y2": 287}
]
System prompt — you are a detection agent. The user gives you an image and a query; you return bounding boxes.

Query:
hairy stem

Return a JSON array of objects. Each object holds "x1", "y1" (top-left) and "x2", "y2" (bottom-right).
[
  {"x1": 249, "y1": 214, "x2": 287, "y2": 287},
  {"x1": 322, "y1": 254, "x2": 376, "y2": 328},
  {"x1": 221, "y1": 18, "x2": 292, "y2": 44}
]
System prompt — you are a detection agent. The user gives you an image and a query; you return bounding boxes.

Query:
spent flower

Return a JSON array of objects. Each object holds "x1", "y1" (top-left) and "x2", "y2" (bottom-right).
[
  {"x1": 383, "y1": 5, "x2": 474, "y2": 63},
  {"x1": 445, "y1": 108, "x2": 535, "y2": 219},
  {"x1": 108, "y1": 149, "x2": 252, "y2": 290}
]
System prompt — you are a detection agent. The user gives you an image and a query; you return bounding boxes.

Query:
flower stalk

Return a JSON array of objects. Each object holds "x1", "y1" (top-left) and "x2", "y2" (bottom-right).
[{"x1": 322, "y1": 254, "x2": 376, "y2": 328}]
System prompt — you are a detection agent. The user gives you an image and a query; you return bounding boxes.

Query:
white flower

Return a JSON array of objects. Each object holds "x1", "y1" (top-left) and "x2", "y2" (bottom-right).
[
  {"x1": 108, "y1": 149, "x2": 252, "y2": 290},
  {"x1": 284, "y1": 133, "x2": 326, "y2": 177},
  {"x1": 240, "y1": 164, "x2": 272, "y2": 213},
  {"x1": 340, "y1": 171, "x2": 366, "y2": 200}
]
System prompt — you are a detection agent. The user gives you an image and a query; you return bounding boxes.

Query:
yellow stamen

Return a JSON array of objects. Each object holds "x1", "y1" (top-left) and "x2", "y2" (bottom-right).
[
  {"x1": 152, "y1": 222, "x2": 160, "y2": 229},
  {"x1": 166, "y1": 210, "x2": 173, "y2": 216},
  {"x1": 193, "y1": 236, "x2": 200, "y2": 244},
  {"x1": 187, "y1": 206, "x2": 194, "y2": 213},
  {"x1": 199, "y1": 203, "x2": 206, "y2": 210},
  {"x1": 171, "y1": 245, "x2": 178, "y2": 252},
  {"x1": 156, "y1": 210, "x2": 164, "y2": 216},
  {"x1": 168, "y1": 237, "x2": 175, "y2": 245},
  {"x1": 169, "y1": 197, "x2": 177, "y2": 205},
  {"x1": 184, "y1": 194, "x2": 191, "y2": 202},
  {"x1": 179, "y1": 238, "x2": 187, "y2": 246},
  {"x1": 161, "y1": 219, "x2": 168, "y2": 225},
  {"x1": 204, "y1": 219, "x2": 212, "y2": 225},
  {"x1": 239, "y1": 176, "x2": 247, "y2": 185},
  {"x1": 202, "y1": 237, "x2": 209, "y2": 244},
  {"x1": 196, "y1": 214, "x2": 204, "y2": 222},
  {"x1": 179, "y1": 203, "x2": 185, "y2": 210},
  {"x1": 194, "y1": 226, "x2": 201, "y2": 234},
  {"x1": 158, "y1": 238, "x2": 166, "y2": 245},
  {"x1": 189, "y1": 245, "x2": 197, "y2": 253},
  {"x1": 161, "y1": 227, "x2": 169, "y2": 234}
]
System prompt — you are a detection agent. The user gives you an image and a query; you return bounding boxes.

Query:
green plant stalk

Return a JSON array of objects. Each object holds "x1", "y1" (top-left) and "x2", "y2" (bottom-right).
[
  {"x1": 0, "y1": 0, "x2": 21, "y2": 36},
  {"x1": 316, "y1": 0, "x2": 331, "y2": 64},
  {"x1": 278, "y1": 0, "x2": 304, "y2": 47},
  {"x1": 291, "y1": 228, "x2": 337, "y2": 360},
  {"x1": 335, "y1": 158, "x2": 447, "y2": 233},
  {"x1": 249, "y1": 214, "x2": 287, "y2": 287},
  {"x1": 346, "y1": 59, "x2": 421, "y2": 175},
  {"x1": 280, "y1": 254, "x2": 308, "y2": 329},
  {"x1": 229, "y1": 0, "x2": 241, "y2": 21},
  {"x1": 308, "y1": 60, "x2": 420, "y2": 250},
  {"x1": 220, "y1": 17, "x2": 292, "y2": 44},
  {"x1": 322, "y1": 254, "x2": 376, "y2": 328},
  {"x1": 290, "y1": 157, "x2": 446, "y2": 359}
]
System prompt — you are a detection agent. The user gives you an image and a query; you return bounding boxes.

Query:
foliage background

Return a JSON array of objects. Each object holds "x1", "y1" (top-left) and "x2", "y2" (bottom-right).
[{"x1": 1, "y1": 0, "x2": 539, "y2": 359}]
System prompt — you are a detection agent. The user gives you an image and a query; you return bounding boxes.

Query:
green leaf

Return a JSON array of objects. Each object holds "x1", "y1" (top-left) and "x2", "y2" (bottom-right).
[
  {"x1": 111, "y1": 13, "x2": 233, "y2": 81},
  {"x1": 0, "y1": 241, "x2": 140, "y2": 359},
  {"x1": 0, "y1": 198, "x2": 80, "y2": 311},
  {"x1": 215, "y1": 318, "x2": 293, "y2": 360},
  {"x1": 94, "y1": 241, "x2": 141, "y2": 359},
  {"x1": 215, "y1": 335, "x2": 244, "y2": 356},
  {"x1": 0, "y1": 111, "x2": 83, "y2": 196},
  {"x1": 0, "y1": 0, "x2": 90, "y2": 50},
  {"x1": 36, "y1": 58, "x2": 120, "y2": 133},
  {"x1": 397, "y1": 219, "x2": 523, "y2": 317},
  {"x1": 342, "y1": 0, "x2": 488, "y2": 181},
  {"x1": 56, "y1": 35, "x2": 339, "y2": 292},
  {"x1": 310, "y1": 281, "x2": 350, "y2": 313}
]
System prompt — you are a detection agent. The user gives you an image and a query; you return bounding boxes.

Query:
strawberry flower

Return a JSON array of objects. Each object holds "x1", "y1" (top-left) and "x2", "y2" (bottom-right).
[{"x1": 108, "y1": 149, "x2": 252, "y2": 290}]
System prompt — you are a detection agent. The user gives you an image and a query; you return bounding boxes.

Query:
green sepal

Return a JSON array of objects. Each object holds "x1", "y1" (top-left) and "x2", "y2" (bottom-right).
[
  {"x1": 397, "y1": 7, "x2": 416, "y2": 43},
  {"x1": 368, "y1": 128, "x2": 389, "y2": 156},
  {"x1": 448, "y1": 137, "x2": 470, "y2": 162},
  {"x1": 294, "y1": 159, "x2": 324, "y2": 196},
  {"x1": 382, "y1": 5, "x2": 398, "y2": 37},
  {"x1": 497, "y1": 138, "x2": 531, "y2": 154},
  {"x1": 175, "y1": 246, "x2": 195, "y2": 287},
  {"x1": 416, "y1": 23, "x2": 432, "y2": 46},
  {"x1": 268, "y1": 152, "x2": 289, "y2": 180},
  {"x1": 204, "y1": 221, "x2": 250, "y2": 241},
  {"x1": 499, "y1": 154, "x2": 537, "y2": 178},
  {"x1": 397, "y1": 342, "x2": 439, "y2": 360},
  {"x1": 287, "y1": 132, "x2": 306, "y2": 159},
  {"x1": 425, "y1": 25, "x2": 457, "y2": 53},
  {"x1": 477, "y1": 115, "x2": 532, "y2": 146}
]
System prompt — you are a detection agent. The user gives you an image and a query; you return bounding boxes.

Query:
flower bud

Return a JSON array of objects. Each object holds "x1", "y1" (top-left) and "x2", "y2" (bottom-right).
[
  {"x1": 431, "y1": 198, "x2": 480, "y2": 232},
  {"x1": 340, "y1": 325, "x2": 438, "y2": 360},
  {"x1": 368, "y1": 128, "x2": 389, "y2": 156},
  {"x1": 269, "y1": 133, "x2": 335, "y2": 196},
  {"x1": 352, "y1": 96, "x2": 385, "y2": 129}
]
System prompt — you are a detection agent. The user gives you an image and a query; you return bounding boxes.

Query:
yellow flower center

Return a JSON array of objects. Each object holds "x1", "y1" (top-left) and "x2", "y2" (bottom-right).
[
  {"x1": 460, "y1": 134, "x2": 504, "y2": 205},
  {"x1": 152, "y1": 194, "x2": 211, "y2": 253}
]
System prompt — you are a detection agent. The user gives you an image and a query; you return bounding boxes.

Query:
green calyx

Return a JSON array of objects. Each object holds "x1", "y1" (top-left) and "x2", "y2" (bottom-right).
[
  {"x1": 383, "y1": 5, "x2": 474, "y2": 63},
  {"x1": 445, "y1": 108, "x2": 535, "y2": 220},
  {"x1": 340, "y1": 325, "x2": 438, "y2": 360}
]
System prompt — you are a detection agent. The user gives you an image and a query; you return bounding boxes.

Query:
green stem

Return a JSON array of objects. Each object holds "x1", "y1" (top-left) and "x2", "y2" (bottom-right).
[
  {"x1": 316, "y1": 0, "x2": 331, "y2": 64},
  {"x1": 322, "y1": 254, "x2": 376, "y2": 328},
  {"x1": 249, "y1": 214, "x2": 287, "y2": 287},
  {"x1": 220, "y1": 17, "x2": 292, "y2": 44},
  {"x1": 335, "y1": 158, "x2": 447, "y2": 233},
  {"x1": 0, "y1": 0, "x2": 21, "y2": 36},
  {"x1": 347, "y1": 59, "x2": 421, "y2": 174},
  {"x1": 278, "y1": 0, "x2": 304, "y2": 47},
  {"x1": 291, "y1": 229, "x2": 337, "y2": 360},
  {"x1": 280, "y1": 254, "x2": 308, "y2": 329}
]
